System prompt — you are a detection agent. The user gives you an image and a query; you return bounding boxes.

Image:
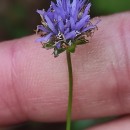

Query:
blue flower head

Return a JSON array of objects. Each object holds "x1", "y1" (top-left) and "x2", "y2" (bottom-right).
[{"x1": 36, "y1": 0, "x2": 99, "y2": 57}]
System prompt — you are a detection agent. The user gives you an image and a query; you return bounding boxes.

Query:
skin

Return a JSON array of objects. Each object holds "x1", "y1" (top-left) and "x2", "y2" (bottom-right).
[{"x1": 0, "y1": 12, "x2": 130, "y2": 129}]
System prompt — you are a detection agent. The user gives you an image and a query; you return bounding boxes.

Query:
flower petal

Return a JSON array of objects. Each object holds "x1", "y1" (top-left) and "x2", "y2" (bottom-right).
[
  {"x1": 79, "y1": 0, "x2": 86, "y2": 9},
  {"x1": 62, "y1": 0, "x2": 67, "y2": 10},
  {"x1": 70, "y1": 17, "x2": 76, "y2": 30},
  {"x1": 65, "y1": 19, "x2": 71, "y2": 28},
  {"x1": 36, "y1": 9, "x2": 45, "y2": 16},
  {"x1": 81, "y1": 25, "x2": 96, "y2": 33},
  {"x1": 58, "y1": 16, "x2": 64, "y2": 32},
  {"x1": 56, "y1": 0, "x2": 62, "y2": 6},
  {"x1": 36, "y1": 33, "x2": 53, "y2": 42},
  {"x1": 82, "y1": 3, "x2": 91, "y2": 18},
  {"x1": 71, "y1": 0, "x2": 77, "y2": 16},
  {"x1": 37, "y1": 25, "x2": 49, "y2": 33},
  {"x1": 56, "y1": 42, "x2": 61, "y2": 49},
  {"x1": 76, "y1": 15, "x2": 90, "y2": 30},
  {"x1": 64, "y1": 28, "x2": 70, "y2": 35},
  {"x1": 65, "y1": 31, "x2": 76, "y2": 40},
  {"x1": 66, "y1": 0, "x2": 71, "y2": 13},
  {"x1": 44, "y1": 15, "x2": 58, "y2": 34},
  {"x1": 54, "y1": 6, "x2": 66, "y2": 20},
  {"x1": 46, "y1": 12, "x2": 54, "y2": 21}
]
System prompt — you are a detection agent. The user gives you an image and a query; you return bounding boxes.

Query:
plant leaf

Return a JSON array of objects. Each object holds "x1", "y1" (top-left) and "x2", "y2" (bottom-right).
[{"x1": 67, "y1": 43, "x2": 76, "y2": 53}]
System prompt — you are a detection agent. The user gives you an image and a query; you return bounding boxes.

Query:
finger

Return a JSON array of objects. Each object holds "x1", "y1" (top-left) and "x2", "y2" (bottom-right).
[
  {"x1": 0, "y1": 12, "x2": 130, "y2": 125},
  {"x1": 87, "y1": 115, "x2": 130, "y2": 130}
]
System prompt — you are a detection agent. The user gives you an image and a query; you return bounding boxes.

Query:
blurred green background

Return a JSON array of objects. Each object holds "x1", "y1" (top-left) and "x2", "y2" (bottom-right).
[{"x1": 0, "y1": 0, "x2": 130, "y2": 129}]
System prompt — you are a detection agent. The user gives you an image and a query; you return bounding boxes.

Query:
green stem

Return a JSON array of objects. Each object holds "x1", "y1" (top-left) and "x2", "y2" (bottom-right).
[{"x1": 66, "y1": 51, "x2": 73, "y2": 130}]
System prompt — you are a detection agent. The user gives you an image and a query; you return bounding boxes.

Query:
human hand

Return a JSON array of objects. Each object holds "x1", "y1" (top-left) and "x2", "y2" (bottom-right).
[{"x1": 0, "y1": 12, "x2": 130, "y2": 129}]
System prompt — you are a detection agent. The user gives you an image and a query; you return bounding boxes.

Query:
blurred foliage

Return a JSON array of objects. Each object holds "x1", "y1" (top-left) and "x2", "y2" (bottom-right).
[
  {"x1": 72, "y1": 117, "x2": 117, "y2": 130},
  {"x1": 0, "y1": 0, "x2": 130, "y2": 129},
  {"x1": 91, "y1": 0, "x2": 130, "y2": 16},
  {"x1": 0, "y1": 0, "x2": 51, "y2": 41}
]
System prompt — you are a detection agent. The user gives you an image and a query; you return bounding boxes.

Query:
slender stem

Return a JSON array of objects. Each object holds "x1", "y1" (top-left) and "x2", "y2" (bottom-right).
[{"x1": 66, "y1": 51, "x2": 73, "y2": 130}]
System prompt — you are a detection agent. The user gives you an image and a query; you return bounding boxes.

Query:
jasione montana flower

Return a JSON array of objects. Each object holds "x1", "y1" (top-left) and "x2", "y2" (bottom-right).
[{"x1": 36, "y1": 0, "x2": 99, "y2": 57}]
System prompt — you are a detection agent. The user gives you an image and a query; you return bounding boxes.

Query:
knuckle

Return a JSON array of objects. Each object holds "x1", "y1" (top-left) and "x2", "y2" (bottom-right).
[{"x1": 10, "y1": 42, "x2": 28, "y2": 119}]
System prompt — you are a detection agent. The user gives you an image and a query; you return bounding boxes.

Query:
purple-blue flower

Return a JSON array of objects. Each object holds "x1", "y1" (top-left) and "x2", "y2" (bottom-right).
[{"x1": 36, "y1": 0, "x2": 98, "y2": 57}]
